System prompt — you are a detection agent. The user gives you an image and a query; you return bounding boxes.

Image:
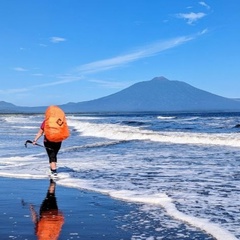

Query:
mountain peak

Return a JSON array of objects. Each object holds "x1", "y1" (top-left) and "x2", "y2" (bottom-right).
[{"x1": 151, "y1": 76, "x2": 169, "y2": 81}]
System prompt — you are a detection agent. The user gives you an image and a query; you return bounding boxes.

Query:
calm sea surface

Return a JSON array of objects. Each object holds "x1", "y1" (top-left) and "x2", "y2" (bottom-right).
[{"x1": 1, "y1": 112, "x2": 240, "y2": 239}]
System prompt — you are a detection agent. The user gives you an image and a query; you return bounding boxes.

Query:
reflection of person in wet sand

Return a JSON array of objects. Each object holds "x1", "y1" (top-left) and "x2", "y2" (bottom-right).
[{"x1": 30, "y1": 180, "x2": 64, "y2": 240}]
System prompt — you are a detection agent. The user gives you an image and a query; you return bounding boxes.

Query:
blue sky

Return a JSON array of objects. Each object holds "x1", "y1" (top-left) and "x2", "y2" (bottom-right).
[{"x1": 1, "y1": 0, "x2": 239, "y2": 106}]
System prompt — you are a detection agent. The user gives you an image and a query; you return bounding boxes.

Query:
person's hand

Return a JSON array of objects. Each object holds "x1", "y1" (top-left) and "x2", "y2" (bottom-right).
[{"x1": 32, "y1": 140, "x2": 37, "y2": 145}]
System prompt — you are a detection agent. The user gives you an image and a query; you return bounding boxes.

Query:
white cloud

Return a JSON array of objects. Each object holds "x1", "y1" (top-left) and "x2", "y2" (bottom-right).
[
  {"x1": 176, "y1": 12, "x2": 206, "y2": 25},
  {"x1": 0, "y1": 87, "x2": 29, "y2": 94},
  {"x1": 199, "y1": 28, "x2": 208, "y2": 35},
  {"x1": 31, "y1": 75, "x2": 83, "y2": 88},
  {"x1": 0, "y1": 75, "x2": 83, "y2": 95},
  {"x1": 89, "y1": 79, "x2": 130, "y2": 89},
  {"x1": 199, "y1": 1, "x2": 210, "y2": 9},
  {"x1": 76, "y1": 35, "x2": 196, "y2": 74},
  {"x1": 13, "y1": 67, "x2": 28, "y2": 72},
  {"x1": 50, "y1": 37, "x2": 66, "y2": 43},
  {"x1": 39, "y1": 43, "x2": 47, "y2": 47}
]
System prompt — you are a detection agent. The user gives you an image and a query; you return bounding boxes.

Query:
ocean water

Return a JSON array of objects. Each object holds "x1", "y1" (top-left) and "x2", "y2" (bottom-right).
[{"x1": 1, "y1": 112, "x2": 240, "y2": 239}]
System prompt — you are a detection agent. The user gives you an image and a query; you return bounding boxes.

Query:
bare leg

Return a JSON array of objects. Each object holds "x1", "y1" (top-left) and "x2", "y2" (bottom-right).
[
  {"x1": 48, "y1": 179, "x2": 56, "y2": 193},
  {"x1": 50, "y1": 162, "x2": 57, "y2": 171}
]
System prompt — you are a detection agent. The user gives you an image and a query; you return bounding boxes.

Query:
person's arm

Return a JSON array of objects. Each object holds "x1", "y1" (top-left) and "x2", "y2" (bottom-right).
[
  {"x1": 30, "y1": 204, "x2": 38, "y2": 224},
  {"x1": 33, "y1": 128, "x2": 44, "y2": 144}
]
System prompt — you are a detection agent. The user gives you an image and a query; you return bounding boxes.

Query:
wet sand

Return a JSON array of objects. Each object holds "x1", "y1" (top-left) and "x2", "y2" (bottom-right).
[{"x1": 0, "y1": 177, "x2": 214, "y2": 240}]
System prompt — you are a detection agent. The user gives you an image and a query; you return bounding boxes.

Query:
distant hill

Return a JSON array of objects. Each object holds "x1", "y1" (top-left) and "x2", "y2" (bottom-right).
[
  {"x1": 0, "y1": 101, "x2": 46, "y2": 113},
  {"x1": 0, "y1": 101, "x2": 19, "y2": 113},
  {"x1": 1, "y1": 77, "x2": 240, "y2": 113}
]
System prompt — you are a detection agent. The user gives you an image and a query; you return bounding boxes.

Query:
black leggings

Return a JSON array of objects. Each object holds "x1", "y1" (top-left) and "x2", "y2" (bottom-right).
[
  {"x1": 40, "y1": 192, "x2": 58, "y2": 213},
  {"x1": 44, "y1": 140, "x2": 62, "y2": 163}
]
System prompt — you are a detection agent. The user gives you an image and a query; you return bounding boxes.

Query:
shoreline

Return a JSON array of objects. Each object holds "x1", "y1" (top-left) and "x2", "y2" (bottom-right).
[{"x1": 0, "y1": 177, "x2": 215, "y2": 239}]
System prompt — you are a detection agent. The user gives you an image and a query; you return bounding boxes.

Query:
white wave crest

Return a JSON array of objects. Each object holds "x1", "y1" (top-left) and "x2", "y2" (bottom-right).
[{"x1": 68, "y1": 119, "x2": 240, "y2": 147}]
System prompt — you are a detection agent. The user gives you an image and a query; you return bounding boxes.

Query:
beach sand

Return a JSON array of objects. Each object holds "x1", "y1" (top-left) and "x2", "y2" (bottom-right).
[{"x1": 0, "y1": 177, "x2": 214, "y2": 240}]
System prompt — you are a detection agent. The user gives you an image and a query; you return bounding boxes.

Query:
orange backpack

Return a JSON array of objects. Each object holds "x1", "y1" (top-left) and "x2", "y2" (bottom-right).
[
  {"x1": 44, "y1": 105, "x2": 70, "y2": 142},
  {"x1": 37, "y1": 210, "x2": 64, "y2": 240}
]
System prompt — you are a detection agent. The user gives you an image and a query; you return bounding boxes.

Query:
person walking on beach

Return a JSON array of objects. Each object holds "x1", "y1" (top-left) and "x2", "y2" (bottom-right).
[
  {"x1": 33, "y1": 105, "x2": 69, "y2": 177},
  {"x1": 33, "y1": 121, "x2": 61, "y2": 177}
]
